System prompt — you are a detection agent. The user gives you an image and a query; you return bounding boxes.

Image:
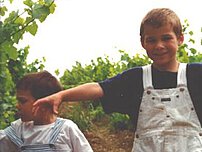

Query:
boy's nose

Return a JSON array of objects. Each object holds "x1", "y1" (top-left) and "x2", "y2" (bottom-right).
[
  {"x1": 155, "y1": 41, "x2": 164, "y2": 50},
  {"x1": 16, "y1": 103, "x2": 20, "y2": 109}
]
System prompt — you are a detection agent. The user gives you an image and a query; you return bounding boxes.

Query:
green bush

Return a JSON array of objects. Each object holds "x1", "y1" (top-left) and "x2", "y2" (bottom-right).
[
  {"x1": 61, "y1": 102, "x2": 93, "y2": 131},
  {"x1": 109, "y1": 113, "x2": 133, "y2": 131}
]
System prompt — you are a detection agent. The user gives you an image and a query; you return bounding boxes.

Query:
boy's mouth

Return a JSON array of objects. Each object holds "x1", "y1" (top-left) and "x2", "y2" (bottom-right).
[
  {"x1": 153, "y1": 50, "x2": 167, "y2": 55},
  {"x1": 15, "y1": 112, "x2": 21, "y2": 119},
  {"x1": 153, "y1": 52, "x2": 167, "y2": 57}
]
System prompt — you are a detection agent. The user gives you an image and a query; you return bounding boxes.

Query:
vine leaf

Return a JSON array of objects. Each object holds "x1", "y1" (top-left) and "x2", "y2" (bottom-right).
[
  {"x1": 32, "y1": 4, "x2": 50, "y2": 22},
  {"x1": 25, "y1": 21, "x2": 38, "y2": 35},
  {"x1": 2, "y1": 41, "x2": 18, "y2": 60}
]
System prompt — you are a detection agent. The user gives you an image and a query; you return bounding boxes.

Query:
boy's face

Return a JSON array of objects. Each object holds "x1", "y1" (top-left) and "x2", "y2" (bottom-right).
[
  {"x1": 141, "y1": 24, "x2": 184, "y2": 69},
  {"x1": 16, "y1": 90, "x2": 35, "y2": 122}
]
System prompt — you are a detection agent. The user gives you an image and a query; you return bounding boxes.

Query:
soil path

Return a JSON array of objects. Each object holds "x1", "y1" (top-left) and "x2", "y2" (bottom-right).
[{"x1": 84, "y1": 118, "x2": 134, "y2": 152}]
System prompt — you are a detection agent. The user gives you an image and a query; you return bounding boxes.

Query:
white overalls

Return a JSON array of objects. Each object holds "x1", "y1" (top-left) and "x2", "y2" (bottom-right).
[
  {"x1": 4, "y1": 118, "x2": 65, "y2": 152},
  {"x1": 132, "y1": 63, "x2": 202, "y2": 152}
]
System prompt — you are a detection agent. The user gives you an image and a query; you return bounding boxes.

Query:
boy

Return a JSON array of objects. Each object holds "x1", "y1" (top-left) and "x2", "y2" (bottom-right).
[
  {"x1": 0, "y1": 71, "x2": 93, "y2": 152},
  {"x1": 33, "y1": 8, "x2": 202, "y2": 151}
]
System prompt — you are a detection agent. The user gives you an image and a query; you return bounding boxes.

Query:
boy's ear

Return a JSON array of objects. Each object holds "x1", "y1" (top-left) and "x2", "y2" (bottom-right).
[{"x1": 178, "y1": 34, "x2": 184, "y2": 45}]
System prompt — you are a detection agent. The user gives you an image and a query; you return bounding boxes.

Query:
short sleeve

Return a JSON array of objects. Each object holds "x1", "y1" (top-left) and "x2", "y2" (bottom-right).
[
  {"x1": 63, "y1": 119, "x2": 93, "y2": 152},
  {"x1": 99, "y1": 67, "x2": 143, "y2": 117},
  {"x1": 0, "y1": 129, "x2": 20, "y2": 152}
]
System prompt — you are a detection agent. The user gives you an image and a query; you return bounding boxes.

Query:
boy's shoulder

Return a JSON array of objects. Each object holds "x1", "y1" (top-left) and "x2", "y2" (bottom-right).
[
  {"x1": 187, "y1": 63, "x2": 202, "y2": 72},
  {"x1": 57, "y1": 117, "x2": 78, "y2": 128},
  {"x1": 188, "y1": 62, "x2": 202, "y2": 67},
  {"x1": 10, "y1": 119, "x2": 22, "y2": 126},
  {"x1": 10, "y1": 119, "x2": 32, "y2": 129},
  {"x1": 121, "y1": 65, "x2": 143, "y2": 77}
]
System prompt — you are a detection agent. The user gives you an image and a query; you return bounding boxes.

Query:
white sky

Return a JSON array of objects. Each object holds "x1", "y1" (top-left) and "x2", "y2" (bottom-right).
[{"x1": 6, "y1": 0, "x2": 202, "y2": 76}]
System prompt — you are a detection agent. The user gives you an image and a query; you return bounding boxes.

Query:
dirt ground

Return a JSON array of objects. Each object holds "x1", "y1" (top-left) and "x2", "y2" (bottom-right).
[{"x1": 83, "y1": 119, "x2": 135, "y2": 152}]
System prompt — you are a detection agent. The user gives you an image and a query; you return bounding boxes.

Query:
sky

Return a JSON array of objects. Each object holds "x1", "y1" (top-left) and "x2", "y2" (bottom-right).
[{"x1": 6, "y1": 0, "x2": 202, "y2": 77}]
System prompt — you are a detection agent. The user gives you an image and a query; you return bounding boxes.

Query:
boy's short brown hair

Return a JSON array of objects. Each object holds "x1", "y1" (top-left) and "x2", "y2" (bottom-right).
[
  {"x1": 140, "y1": 8, "x2": 183, "y2": 39},
  {"x1": 16, "y1": 71, "x2": 62, "y2": 100}
]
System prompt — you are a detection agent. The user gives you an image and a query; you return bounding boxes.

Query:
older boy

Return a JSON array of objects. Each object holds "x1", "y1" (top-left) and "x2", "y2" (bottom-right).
[
  {"x1": 0, "y1": 71, "x2": 93, "y2": 152},
  {"x1": 34, "y1": 8, "x2": 202, "y2": 151}
]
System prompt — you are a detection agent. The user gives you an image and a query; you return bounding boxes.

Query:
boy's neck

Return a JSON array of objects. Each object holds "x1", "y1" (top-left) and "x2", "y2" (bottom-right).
[
  {"x1": 153, "y1": 60, "x2": 180, "y2": 72},
  {"x1": 33, "y1": 114, "x2": 57, "y2": 125}
]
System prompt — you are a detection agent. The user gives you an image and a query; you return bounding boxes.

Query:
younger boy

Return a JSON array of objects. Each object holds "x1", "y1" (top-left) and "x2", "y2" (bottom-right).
[
  {"x1": 0, "y1": 71, "x2": 93, "y2": 152},
  {"x1": 34, "y1": 8, "x2": 202, "y2": 151}
]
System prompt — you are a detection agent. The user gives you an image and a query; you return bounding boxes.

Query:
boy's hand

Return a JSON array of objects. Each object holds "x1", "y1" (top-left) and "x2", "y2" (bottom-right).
[{"x1": 32, "y1": 94, "x2": 62, "y2": 115}]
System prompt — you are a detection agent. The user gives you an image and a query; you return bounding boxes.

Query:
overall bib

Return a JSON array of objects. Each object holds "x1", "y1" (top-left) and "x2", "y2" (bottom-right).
[
  {"x1": 4, "y1": 118, "x2": 65, "y2": 152},
  {"x1": 132, "y1": 63, "x2": 202, "y2": 152}
]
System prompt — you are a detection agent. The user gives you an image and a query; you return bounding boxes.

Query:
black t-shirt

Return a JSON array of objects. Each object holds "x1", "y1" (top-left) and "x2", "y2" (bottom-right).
[{"x1": 99, "y1": 63, "x2": 202, "y2": 128}]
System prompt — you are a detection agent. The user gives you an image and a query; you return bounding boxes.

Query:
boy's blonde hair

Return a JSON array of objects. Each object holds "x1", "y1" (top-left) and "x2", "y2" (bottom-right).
[{"x1": 140, "y1": 8, "x2": 183, "y2": 40}]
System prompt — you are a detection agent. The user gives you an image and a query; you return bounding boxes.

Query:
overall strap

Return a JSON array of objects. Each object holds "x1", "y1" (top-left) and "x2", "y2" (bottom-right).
[
  {"x1": 4, "y1": 126, "x2": 55, "y2": 151},
  {"x1": 142, "y1": 65, "x2": 153, "y2": 89},
  {"x1": 21, "y1": 119, "x2": 65, "y2": 151},
  {"x1": 177, "y1": 63, "x2": 187, "y2": 87},
  {"x1": 21, "y1": 144, "x2": 56, "y2": 151},
  {"x1": 143, "y1": 63, "x2": 187, "y2": 89},
  {"x1": 49, "y1": 118, "x2": 65, "y2": 144},
  {"x1": 4, "y1": 126, "x2": 23, "y2": 148}
]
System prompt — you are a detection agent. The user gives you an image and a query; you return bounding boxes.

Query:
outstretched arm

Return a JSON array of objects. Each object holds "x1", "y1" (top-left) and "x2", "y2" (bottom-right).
[{"x1": 33, "y1": 82, "x2": 104, "y2": 115}]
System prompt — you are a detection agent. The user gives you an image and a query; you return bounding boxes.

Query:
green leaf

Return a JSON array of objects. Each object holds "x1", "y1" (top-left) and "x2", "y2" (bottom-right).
[
  {"x1": 0, "y1": 28, "x2": 10, "y2": 44},
  {"x1": 0, "y1": 49, "x2": 7, "y2": 64},
  {"x1": 7, "y1": 46, "x2": 18, "y2": 60},
  {"x1": 45, "y1": 0, "x2": 54, "y2": 5},
  {"x1": 190, "y1": 48, "x2": 197, "y2": 55},
  {"x1": 25, "y1": 16, "x2": 34, "y2": 24},
  {"x1": 25, "y1": 8, "x2": 32, "y2": 16},
  {"x1": 23, "y1": 0, "x2": 34, "y2": 8},
  {"x1": 49, "y1": 3, "x2": 56, "y2": 14},
  {"x1": 55, "y1": 69, "x2": 60, "y2": 76},
  {"x1": 24, "y1": 45, "x2": 30, "y2": 55},
  {"x1": 2, "y1": 41, "x2": 18, "y2": 60},
  {"x1": 14, "y1": 17, "x2": 25, "y2": 25},
  {"x1": 4, "y1": 11, "x2": 19, "y2": 24},
  {"x1": 13, "y1": 30, "x2": 24, "y2": 43},
  {"x1": 9, "y1": 0, "x2": 14, "y2": 3},
  {"x1": 25, "y1": 21, "x2": 38, "y2": 35},
  {"x1": 189, "y1": 31, "x2": 193, "y2": 36},
  {"x1": 32, "y1": 4, "x2": 42, "y2": 19},
  {"x1": 32, "y1": 4, "x2": 50, "y2": 22},
  {"x1": 189, "y1": 38, "x2": 195, "y2": 44},
  {"x1": 0, "y1": 6, "x2": 8, "y2": 16}
]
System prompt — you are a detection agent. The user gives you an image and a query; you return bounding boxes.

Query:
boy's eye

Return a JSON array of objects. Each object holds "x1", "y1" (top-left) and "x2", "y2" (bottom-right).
[
  {"x1": 146, "y1": 38, "x2": 156, "y2": 43},
  {"x1": 162, "y1": 36, "x2": 172, "y2": 41},
  {"x1": 17, "y1": 98, "x2": 27, "y2": 104}
]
